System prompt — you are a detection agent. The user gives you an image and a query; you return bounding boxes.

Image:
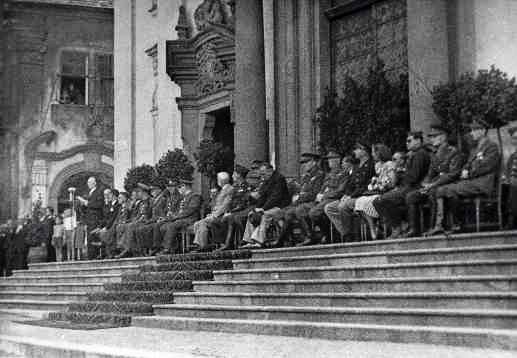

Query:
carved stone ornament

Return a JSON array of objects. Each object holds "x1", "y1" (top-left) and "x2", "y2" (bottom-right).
[
  {"x1": 195, "y1": 42, "x2": 234, "y2": 95},
  {"x1": 175, "y1": 5, "x2": 191, "y2": 40},
  {"x1": 194, "y1": 0, "x2": 234, "y2": 32}
]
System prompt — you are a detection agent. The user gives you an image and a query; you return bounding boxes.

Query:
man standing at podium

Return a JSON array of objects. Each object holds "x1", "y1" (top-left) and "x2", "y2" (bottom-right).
[{"x1": 76, "y1": 177, "x2": 104, "y2": 233}]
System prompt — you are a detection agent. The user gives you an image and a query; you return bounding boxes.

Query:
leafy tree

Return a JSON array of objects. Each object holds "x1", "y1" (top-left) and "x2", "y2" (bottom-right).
[
  {"x1": 154, "y1": 149, "x2": 194, "y2": 188},
  {"x1": 123, "y1": 164, "x2": 156, "y2": 193},
  {"x1": 194, "y1": 139, "x2": 234, "y2": 185},
  {"x1": 316, "y1": 60, "x2": 410, "y2": 155},
  {"x1": 432, "y1": 65, "x2": 517, "y2": 150}
]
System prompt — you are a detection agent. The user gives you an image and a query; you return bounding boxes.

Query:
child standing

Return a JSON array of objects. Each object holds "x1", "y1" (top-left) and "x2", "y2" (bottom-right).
[{"x1": 52, "y1": 215, "x2": 65, "y2": 262}]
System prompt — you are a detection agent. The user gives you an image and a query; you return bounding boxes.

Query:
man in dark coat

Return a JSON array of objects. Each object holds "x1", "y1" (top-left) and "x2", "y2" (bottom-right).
[
  {"x1": 325, "y1": 143, "x2": 375, "y2": 241},
  {"x1": 100, "y1": 191, "x2": 129, "y2": 258},
  {"x1": 116, "y1": 183, "x2": 152, "y2": 258},
  {"x1": 0, "y1": 220, "x2": 15, "y2": 276},
  {"x1": 373, "y1": 131, "x2": 431, "y2": 238},
  {"x1": 218, "y1": 164, "x2": 256, "y2": 250},
  {"x1": 134, "y1": 184, "x2": 169, "y2": 255},
  {"x1": 405, "y1": 125, "x2": 463, "y2": 236},
  {"x1": 157, "y1": 179, "x2": 202, "y2": 255},
  {"x1": 432, "y1": 120, "x2": 500, "y2": 233},
  {"x1": 241, "y1": 162, "x2": 291, "y2": 248},
  {"x1": 90, "y1": 188, "x2": 120, "y2": 259},
  {"x1": 505, "y1": 126, "x2": 517, "y2": 228},
  {"x1": 76, "y1": 177, "x2": 104, "y2": 233}
]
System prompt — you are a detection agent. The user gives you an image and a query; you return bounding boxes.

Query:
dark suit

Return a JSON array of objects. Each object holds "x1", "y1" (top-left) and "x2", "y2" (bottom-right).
[
  {"x1": 83, "y1": 187, "x2": 104, "y2": 231},
  {"x1": 405, "y1": 143, "x2": 463, "y2": 233},
  {"x1": 160, "y1": 191, "x2": 202, "y2": 252},
  {"x1": 134, "y1": 191, "x2": 169, "y2": 251},
  {"x1": 118, "y1": 198, "x2": 152, "y2": 251},
  {"x1": 436, "y1": 137, "x2": 500, "y2": 222},
  {"x1": 373, "y1": 146, "x2": 431, "y2": 228},
  {"x1": 506, "y1": 151, "x2": 517, "y2": 225}
]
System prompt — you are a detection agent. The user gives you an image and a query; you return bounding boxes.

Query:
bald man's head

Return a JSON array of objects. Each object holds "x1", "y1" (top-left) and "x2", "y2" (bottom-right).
[{"x1": 87, "y1": 177, "x2": 96, "y2": 190}]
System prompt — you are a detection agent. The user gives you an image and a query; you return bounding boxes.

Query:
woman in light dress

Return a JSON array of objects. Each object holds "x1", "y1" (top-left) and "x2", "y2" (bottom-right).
[{"x1": 354, "y1": 144, "x2": 397, "y2": 239}]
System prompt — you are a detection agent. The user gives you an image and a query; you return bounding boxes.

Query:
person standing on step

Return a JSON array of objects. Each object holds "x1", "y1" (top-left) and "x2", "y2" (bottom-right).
[
  {"x1": 430, "y1": 120, "x2": 500, "y2": 234},
  {"x1": 116, "y1": 183, "x2": 152, "y2": 258},
  {"x1": 157, "y1": 179, "x2": 202, "y2": 255},
  {"x1": 76, "y1": 177, "x2": 105, "y2": 235},
  {"x1": 373, "y1": 132, "x2": 431, "y2": 239},
  {"x1": 191, "y1": 172, "x2": 233, "y2": 252},
  {"x1": 504, "y1": 126, "x2": 517, "y2": 229}
]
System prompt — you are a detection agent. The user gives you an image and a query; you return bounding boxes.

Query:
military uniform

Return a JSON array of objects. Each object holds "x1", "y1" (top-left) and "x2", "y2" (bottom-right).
[
  {"x1": 506, "y1": 150, "x2": 517, "y2": 226},
  {"x1": 160, "y1": 191, "x2": 202, "y2": 253},
  {"x1": 118, "y1": 197, "x2": 152, "y2": 252},
  {"x1": 405, "y1": 142, "x2": 462, "y2": 234},
  {"x1": 134, "y1": 190, "x2": 170, "y2": 252}
]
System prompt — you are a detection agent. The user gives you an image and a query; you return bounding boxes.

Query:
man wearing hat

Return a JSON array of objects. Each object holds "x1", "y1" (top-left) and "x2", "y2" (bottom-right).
[
  {"x1": 217, "y1": 165, "x2": 255, "y2": 250},
  {"x1": 373, "y1": 132, "x2": 431, "y2": 238},
  {"x1": 158, "y1": 179, "x2": 202, "y2": 255},
  {"x1": 133, "y1": 183, "x2": 170, "y2": 255},
  {"x1": 430, "y1": 119, "x2": 500, "y2": 234},
  {"x1": 116, "y1": 183, "x2": 152, "y2": 258},
  {"x1": 505, "y1": 126, "x2": 517, "y2": 228},
  {"x1": 404, "y1": 124, "x2": 463, "y2": 237},
  {"x1": 297, "y1": 151, "x2": 353, "y2": 245},
  {"x1": 325, "y1": 142, "x2": 375, "y2": 241}
]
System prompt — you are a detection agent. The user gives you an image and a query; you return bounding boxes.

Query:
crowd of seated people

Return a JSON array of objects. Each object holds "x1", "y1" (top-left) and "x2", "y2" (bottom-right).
[{"x1": 3, "y1": 118, "x2": 517, "y2": 264}]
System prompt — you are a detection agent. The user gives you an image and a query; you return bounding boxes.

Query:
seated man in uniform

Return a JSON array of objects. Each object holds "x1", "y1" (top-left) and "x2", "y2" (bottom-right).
[
  {"x1": 115, "y1": 183, "x2": 152, "y2": 258},
  {"x1": 282, "y1": 152, "x2": 325, "y2": 246},
  {"x1": 90, "y1": 188, "x2": 120, "y2": 259},
  {"x1": 134, "y1": 184, "x2": 169, "y2": 256},
  {"x1": 305, "y1": 153, "x2": 354, "y2": 245},
  {"x1": 404, "y1": 124, "x2": 462, "y2": 237},
  {"x1": 99, "y1": 191, "x2": 128, "y2": 258},
  {"x1": 191, "y1": 172, "x2": 233, "y2": 252},
  {"x1": 431, "y1": 120, "x2": 500, "y2": 234},
  {"x1": 218, "y1": 164, "x2": 255, "y2": 251},
  {"x1": 157, "y1": 179, "x2": 202, "y2": 255}
]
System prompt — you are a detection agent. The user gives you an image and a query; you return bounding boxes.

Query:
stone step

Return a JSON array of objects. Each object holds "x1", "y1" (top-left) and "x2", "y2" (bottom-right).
[
  {"x1": 0, "y1": 282, "x2": 104, "y2": 293},
  {"x1": 48, "y1": 311, "x2": 135, "y2": 326},
  {"x1": 235, "y1": 244, "x2": 517, "y2": 270},
  {"x1": 131, "y1": 315, "x2": 517, "y2": 350},
  {"x1": 68, "y1": 301, "x2": 154, "y2": 315},
  {"x1": 153, "y1": 304, "x2": 517, "y2": 330},
  {"x1": 121, "y1": 270, "x2": 213, "y2": 282},
  {"x1": 155, "y1": 249, "x2": 251, "y2": 263},
  {"x1": 27, "y1": 256, "x2": 156, "y2": 270},
  {"x1": 103, "y1": 279, "x2": 193, "y2": 292},
  {"x1": 194, "y1": 275, "x2": 517, "y2": 293},
  {"x1": 140, "y1": 259, "x2": 233, "y2": 273},
  {"x1": 0, "y1": 291, "x2": 87, "y2": 302},
  {"x1": 0, "y1": 299, "x2": 69, "y2": 311},
  {"x1": 2, "y1": 273, "x2": 122, "y2": 284},
  {"x1": 251, "y1": 231, "x2": 517, "y2": 259},
  {"x1": 87, "y1": 290, "x2": 175, "y2": 304},
  {"x1": 11, "y1": 265, "x2": 141, "y2": 277},
  {"x1": 171, "y1": 291, "x2": 517, "y2": 310},
  {"x1": 214, "y1": 259, "x2": 517, "y2": 281}
]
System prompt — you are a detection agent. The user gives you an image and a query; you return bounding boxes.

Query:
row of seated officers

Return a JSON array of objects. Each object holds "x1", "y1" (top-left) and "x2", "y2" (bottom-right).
[{"x1": 91, "y1": 119, "x2": 514, "y2": 258}]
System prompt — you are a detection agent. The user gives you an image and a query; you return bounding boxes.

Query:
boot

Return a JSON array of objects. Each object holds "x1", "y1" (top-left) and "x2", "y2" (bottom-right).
[
  {"x1": 404, "y1": 204, "x2": 420, "y2": 237},
  {"x1": 425, "y1": 198, "x2": 445, "y2": 236}
]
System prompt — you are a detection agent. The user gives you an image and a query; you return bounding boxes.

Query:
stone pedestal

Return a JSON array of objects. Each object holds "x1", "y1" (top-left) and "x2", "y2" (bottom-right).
[{"x1": 234, "y1": 0, "x2": 267, "y2": 166}]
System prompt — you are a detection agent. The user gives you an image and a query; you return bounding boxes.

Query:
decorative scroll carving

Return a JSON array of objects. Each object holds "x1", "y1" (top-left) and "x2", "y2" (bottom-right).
[
  {"x1": 175, "y1": 5, "x2": 191, "y2": 39},
  {"x1": 194, "y1": 0, "x2": 234, "y2": 32},
  {"x1": 195, "y1": 42, "x2": 234, "y2": 95}
]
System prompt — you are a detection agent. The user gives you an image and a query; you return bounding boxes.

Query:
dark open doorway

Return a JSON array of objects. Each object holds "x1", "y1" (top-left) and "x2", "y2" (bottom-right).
[{"x1": 210, "y1": 106, "x2": 234, "y2": 173}]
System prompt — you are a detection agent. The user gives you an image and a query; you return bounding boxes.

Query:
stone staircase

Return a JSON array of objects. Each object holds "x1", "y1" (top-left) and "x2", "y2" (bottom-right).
[
  {"x1": 132, "y1": 231, "x2": 517, "y2": 350},
  {"x1": 0, "y1": 257, "x2": 155, "y2": 313}
]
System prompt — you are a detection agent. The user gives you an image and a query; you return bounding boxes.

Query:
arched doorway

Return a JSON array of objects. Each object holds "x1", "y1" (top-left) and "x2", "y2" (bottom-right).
[{"x1": 211, "y1": 106, "x2": 234, "y2": 171}]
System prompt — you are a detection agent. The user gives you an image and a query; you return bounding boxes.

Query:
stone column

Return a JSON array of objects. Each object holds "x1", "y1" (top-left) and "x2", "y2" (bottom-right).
[{"x1": 234, "y1": 0, "x2": 267, "y2": 166}]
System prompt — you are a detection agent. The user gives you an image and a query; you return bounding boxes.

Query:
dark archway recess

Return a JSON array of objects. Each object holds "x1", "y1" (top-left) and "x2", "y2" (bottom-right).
[
  {"x1": 211, "y1": 106, "x2": 234, "y2": 158},
  {"x1": 56, "y1": 171, "x2": 112, "y2": 213}
]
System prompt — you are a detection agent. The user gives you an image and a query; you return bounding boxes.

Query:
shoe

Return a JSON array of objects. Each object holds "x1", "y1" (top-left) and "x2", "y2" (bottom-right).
[
  {"x1": 444, "y1": 224, "x2": 462, "y2": 235},
  {"x1": 424, "y1": 226, "x2": 444, "y2": 237},
  {"x1": 319, "y1": 235, "x2": 329, "y2": 245},
  {"x1": 400, "y1": 230, "x2": 419, "y2": 238},
  {"x1": 114, "y1": 249, "x2": 132, "y2": 259},
  {"x1": 240, "y1": 242, "x2": 262, "y2": 249},
  {"x1": 157, "y1": 249, "x2": 172, "y2": 256},
  {"x1": 149, "y1": 248, "x2": 161, "y2": 256},
  {"x1": 215, "y1": 244, "x2": 232, "y2": 252},
  {"x1": 296, "y1": 237, "x2": 314, "y2": 247}
]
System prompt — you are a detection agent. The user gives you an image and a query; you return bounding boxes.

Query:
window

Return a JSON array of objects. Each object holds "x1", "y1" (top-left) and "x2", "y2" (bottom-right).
[
  {"x1": 60, "y1": 51, "x2": 87, "y2": 105},
  {"x1": 59, "y1": 51, "x2": 113, "y2": 107}
]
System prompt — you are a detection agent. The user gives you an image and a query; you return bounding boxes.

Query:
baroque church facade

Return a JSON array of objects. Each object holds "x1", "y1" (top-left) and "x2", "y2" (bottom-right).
[{"x1": 1, "y1": 0, "x2": 517, "y2": 220}]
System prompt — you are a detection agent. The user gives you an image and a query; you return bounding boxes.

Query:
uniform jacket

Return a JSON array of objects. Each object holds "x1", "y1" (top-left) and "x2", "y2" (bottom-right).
[
  {"x1": 321, "y1": 167, "x2": 353, "y2": 200},
  {"x1": 132, "y1": 198, "x2": 152, "y2": 223},
  {"x1": 344, "y1": 159, "x2": 375, "y2": 198},
  {"x1": 256, "y1": 170, "x2": 291, "y2": 210},
  {"x1": 402, "y1": 146, "x2": 431, "y2": 188},
  {"x1": 114, "y1": 203, "x2": 130, "y2": 225},
  {"x1": 424, "y1": 143, "x2": 463, "y2": 187},
  {"x1": 210, "y1": 184, "x2": 233, "y2": 218},
  {"x1": 173, "y1": 191, "x2": 202, "y2": 221},
  {"x1": 102, "y1": 199, "x2": 120, "y2": 229},
  {"x1": 165, "y1": 188, "x2": 182, "y2": 217},
  {"x1": 294, "y1": 166, "x2": 325, "y2": 204},
  {"x1": 149, "y1": 191, "x2": 169, "y2": 221},
  {"x1": 229, "y1": 181, "x2": 254, "y2": 213},
  {"x1": 506, "y1": 151, "x2": 517, "y2": 181},
  {"x1": 464, "y1": 137, "x2": 500, "y2": 178}
]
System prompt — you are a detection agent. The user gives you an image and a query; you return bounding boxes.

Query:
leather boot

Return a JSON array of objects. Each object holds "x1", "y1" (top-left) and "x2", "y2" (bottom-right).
[{"x1": 405, "y1": 204, "x2": 420, "y2": 237}]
